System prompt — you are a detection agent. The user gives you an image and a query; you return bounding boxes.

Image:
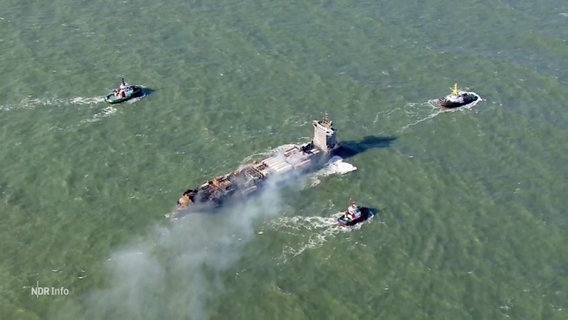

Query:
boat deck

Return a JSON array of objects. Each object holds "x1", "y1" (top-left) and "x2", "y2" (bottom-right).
[{"x1": 175, "y1": 114, "x2": 338, "y2": 213}]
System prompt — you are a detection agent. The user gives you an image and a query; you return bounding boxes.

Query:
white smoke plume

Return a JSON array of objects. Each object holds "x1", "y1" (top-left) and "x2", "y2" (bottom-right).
[
  {"x1": 58, "y1": 148, "x2": 357, "y2": 320},
  {"x1": 83, "y1": 176, "x2": 286, "y2": 320}
]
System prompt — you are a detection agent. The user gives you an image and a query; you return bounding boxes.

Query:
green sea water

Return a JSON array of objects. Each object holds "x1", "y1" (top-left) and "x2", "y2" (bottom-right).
[{"x1": 1, "y1": 1, "x2": 566, "y2": 319}]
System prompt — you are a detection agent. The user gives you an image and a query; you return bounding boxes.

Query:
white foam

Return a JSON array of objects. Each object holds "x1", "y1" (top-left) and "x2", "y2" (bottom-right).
[
  {"x1": 239, "y1": 144, "x2": 299, "y2": 164},
  {"x1": 398, "y1": 108, "x2": 442, "y2": 133},
  {"x1": 0, "y1": 97, "x2": 58, "y2": 111},
  {"x1": 80, "y1": 106, "x2": 117, "y2": 123},
  {"x1": 269, "y1": 210, "x2": 373, "y2": 262},
  {"x1": 68, "y1": 96, "x2": 105, "y2": 105},
  {"x1": 270, "y1": 214, "x2": 340, "y2": 231},
  {"x1": 396, "y1": 92, "x2": 483, "y2": 133},
  {"x1": 0, "y1": 96, "x2": 105, "y2": 111},
  {"x1": 309, "y1": 156, "x2": 357, "y2": 187},
  {"x1": 125, "y1": 96, "x2": 145, "y2": 104}
]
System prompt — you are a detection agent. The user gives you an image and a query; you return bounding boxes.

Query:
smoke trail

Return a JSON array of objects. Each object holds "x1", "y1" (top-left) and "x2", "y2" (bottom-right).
[
  {"x1": 83, "y1": 175, "x2": 287, "y2": 320},
  {"x1": 60, "y1": 148, "x2": 358, "y2": 319}
]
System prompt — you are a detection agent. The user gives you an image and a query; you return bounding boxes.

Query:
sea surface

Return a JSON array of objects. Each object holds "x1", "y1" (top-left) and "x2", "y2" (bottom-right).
[{"x1": 1, "y1": 1, "x2": 566, "y2": 319}]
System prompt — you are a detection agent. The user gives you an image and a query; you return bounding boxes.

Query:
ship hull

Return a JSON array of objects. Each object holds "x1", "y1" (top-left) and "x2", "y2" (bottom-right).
[
  {"x1": 337, "y1": 207, "x2": 373, "y2": 226},
  {"x1": 172, "y1": 114, "x2": 339, "y2": 221},
  {"x1": 104, "y1": 85, "x2": 143, "y2": 104},
  {"x1": 437, "y1": 92, "x2": 479, "y2": 109},
  {"x1": 171, "y1": 143, "x2": 335, "y2": 220}
]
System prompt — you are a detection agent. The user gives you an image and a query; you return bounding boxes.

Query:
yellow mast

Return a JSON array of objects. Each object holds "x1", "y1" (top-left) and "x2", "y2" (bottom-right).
[{"x1": 452, "y1": 83, "x2": 458, "y2": 96}]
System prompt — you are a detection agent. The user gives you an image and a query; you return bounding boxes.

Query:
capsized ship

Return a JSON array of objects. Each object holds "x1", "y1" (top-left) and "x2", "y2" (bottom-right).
[{"x1": 172, "y1": 114, "x2": 339, "y2": 219}]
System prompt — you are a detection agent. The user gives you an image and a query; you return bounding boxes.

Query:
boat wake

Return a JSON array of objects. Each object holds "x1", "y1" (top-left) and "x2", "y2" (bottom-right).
[
  {"x1": 372, "y1": 92, "x2": 483, "y2": 134},
  {"x1": 267, "y1": 210, "x2": 372, "y2": 263},
  {"x1": 0, "y1": 93, "x2": 145, "y2": 124},
  {"x1": 397, "y1": 101, "x2": 444, "y2": 133},
  {"x1": 0, "y1": 96, "x2": 105, "y2": 111},
  {"x1": 239, "y1": 144, "x2": 299, "y2": 164},
  {"x1": 79, "y1": 88, "x2": 151, "y2": 123},
  {"x1": 68, "y1": 96, "x2": 106, "y2": 105},
  {"x1": 262, "y1": 145, "x2": 368, "y2": 263},
  {"x1": 308, "y1": 156, "x2": 357, "y2": 187},
  {"x1": 124, "y1": 94, "x2": 147, "y2": 104},
  {"x1": 79, "y1": 106, "x2": 118, "y2": 124}
]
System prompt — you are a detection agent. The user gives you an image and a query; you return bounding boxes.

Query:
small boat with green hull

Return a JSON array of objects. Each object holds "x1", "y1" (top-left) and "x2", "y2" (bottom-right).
[{"x1": 104, "y1": 78, "x2": 143, "y2": 104}]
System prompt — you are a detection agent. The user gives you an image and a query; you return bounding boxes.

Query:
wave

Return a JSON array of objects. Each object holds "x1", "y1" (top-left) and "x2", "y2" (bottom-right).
[
  {"x1": 79, "y1": 106, "x2": 117, "y2": 124},
  {"x1": 393, "y1": 93, "x2": 484, "y2": 133},
  {"x1": 239, "y1": 143, "x2": 299, "y2": 164},
  {"x1": 68, "y1": 96, "x2": 106, "y2": 105},
  {"x1": 0, "y1": 96, "x2": 105, "y2": 111},
  {"x1": 84, "y1": 163, "x2": 294, "y2": 320},
  {"x1": 268, "y1": 209, "x2": 374, "y2": 263},
  {"x1": 308, "y1": 156, "x2": 357, "y2": 187}
]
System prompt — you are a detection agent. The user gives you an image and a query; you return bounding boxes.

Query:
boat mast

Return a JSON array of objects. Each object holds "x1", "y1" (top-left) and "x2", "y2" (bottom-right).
[{"x1": 452, "y1": 83, "x2": 458, "y2": 96}]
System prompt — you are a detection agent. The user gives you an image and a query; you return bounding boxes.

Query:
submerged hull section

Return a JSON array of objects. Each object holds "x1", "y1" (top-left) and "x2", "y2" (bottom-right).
[{"x1": 173, "y1": 114, "x2": 339, "y2": 220}]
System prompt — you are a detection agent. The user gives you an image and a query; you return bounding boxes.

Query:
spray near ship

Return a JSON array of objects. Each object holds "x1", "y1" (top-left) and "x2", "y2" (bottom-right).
[{"x1": 172, "y1": 114, "x2": 340, "y2": 220}]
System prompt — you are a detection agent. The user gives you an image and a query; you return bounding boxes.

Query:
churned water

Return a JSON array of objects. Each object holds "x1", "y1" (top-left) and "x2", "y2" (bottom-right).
[{"x1": 0, "y1": 1, "x2": 566, "y2": 319}]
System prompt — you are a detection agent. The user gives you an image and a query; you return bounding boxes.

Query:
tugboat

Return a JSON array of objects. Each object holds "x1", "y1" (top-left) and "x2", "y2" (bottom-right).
[
  {"x1": 437, "y1": 83, "x2": 480, "y2": 109},
  {"x1": 172, "y1": 113, "x2": 340, "y2": 220},
  {"x1": 337, "y1": 198, "x2": 373, "y2": 227},
  {"x1": 104, "y1": 78, "x2": 143, "y2": 104}
]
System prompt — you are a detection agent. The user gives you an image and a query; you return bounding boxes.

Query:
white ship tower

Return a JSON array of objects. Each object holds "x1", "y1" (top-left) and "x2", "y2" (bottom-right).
[{"x1": 312, "y1": 113, "x2": 338, "y2": 153}]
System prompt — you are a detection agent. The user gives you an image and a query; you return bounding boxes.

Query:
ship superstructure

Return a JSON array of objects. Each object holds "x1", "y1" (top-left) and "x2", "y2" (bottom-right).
[{"x1": 174, "y1": 114, "x2": 338, "y2": 217}]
